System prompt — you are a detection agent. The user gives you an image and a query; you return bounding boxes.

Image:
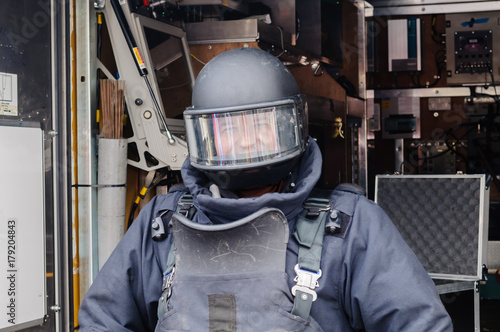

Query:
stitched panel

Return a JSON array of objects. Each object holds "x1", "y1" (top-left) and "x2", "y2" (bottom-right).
[
  {"x1": 376, "y1": 176, "x2": 482, "y2": 277},
  {"x1": 208, "y1": 294, "x2": 237, "y2": 332}
]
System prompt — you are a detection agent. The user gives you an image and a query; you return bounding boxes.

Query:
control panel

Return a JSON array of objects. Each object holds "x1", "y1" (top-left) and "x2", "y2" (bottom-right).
[
  {"x1": 446, "y1": 12, "x2": 500, "y2": 85},
  {"x1": 453, "y1": 30, "x2": 492, "y2": 75}
]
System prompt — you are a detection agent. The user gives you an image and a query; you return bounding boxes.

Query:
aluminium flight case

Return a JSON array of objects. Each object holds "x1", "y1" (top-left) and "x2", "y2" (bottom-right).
[
  {"x1": 375, "y1": 174, "x2": 490, "y2": 330},
  {"x1": 375, "y1": 174, "x2": 490, "y2": 281}
]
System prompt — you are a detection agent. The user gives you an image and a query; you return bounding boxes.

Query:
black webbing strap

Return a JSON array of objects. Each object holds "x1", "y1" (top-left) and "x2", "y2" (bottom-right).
[
  {"x1": 291, "y1": 195, "x2": 331, "y2": 320},
  {"x1": 161, "y1": 193, "x2": 195, "y2": 278}
]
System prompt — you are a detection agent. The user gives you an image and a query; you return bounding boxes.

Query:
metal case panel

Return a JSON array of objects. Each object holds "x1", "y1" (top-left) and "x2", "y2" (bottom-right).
[{"x1": 375, "y1": 174, "x2": 489, "y2": 280}]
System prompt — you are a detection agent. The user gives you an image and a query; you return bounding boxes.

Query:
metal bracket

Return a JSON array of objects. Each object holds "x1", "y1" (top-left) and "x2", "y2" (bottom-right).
[
  {"x1": 98, "y1": 2, "x2": 194, "y2": 171},
  {"x1": 94, "y1": 0, "x2": 105, "y2": 9}
]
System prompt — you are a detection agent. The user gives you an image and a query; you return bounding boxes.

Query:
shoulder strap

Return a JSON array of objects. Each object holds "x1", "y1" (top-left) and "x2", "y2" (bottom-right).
[
  {"x1": 291, "y1": 183, "x2": 365, "y2": 320},
  {"x1": 157, "y1": 192, "x2": 196, "y2": 318},
  {"x1": 161, "y1": 192, "x2": 196, "y2": 285},
  {"x1": 291, "y1": 190, "x2": 332, "y2": 320}
]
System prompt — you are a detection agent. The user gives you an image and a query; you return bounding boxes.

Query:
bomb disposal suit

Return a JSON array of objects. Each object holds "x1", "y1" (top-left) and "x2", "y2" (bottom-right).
[{"x1": 79, "y1": 48, "x2": 453, "y2": 331}]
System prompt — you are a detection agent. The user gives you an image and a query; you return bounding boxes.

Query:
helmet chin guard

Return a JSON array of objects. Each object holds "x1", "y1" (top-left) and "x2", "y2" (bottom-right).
[{"x1": 184, "y1": 48, "x2": 308, "y2": 190}]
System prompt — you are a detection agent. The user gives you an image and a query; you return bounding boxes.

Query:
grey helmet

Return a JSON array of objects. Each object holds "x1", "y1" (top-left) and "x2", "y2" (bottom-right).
[{"x1": 184, "y1": 47, "x2": 308, "y2": 190}]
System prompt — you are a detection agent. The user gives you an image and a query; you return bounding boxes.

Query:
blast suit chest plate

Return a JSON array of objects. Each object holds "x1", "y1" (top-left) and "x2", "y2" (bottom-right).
[
  {"x1": 157, "y1": 207, "x2": 325, "y2": 331},
  {"x1": 171, "y1": 207, "x2": 289, "y2": 275}
]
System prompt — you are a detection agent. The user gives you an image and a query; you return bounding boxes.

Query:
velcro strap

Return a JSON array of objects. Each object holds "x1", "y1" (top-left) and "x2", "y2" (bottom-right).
[{"x1": 291, "y1": 289, "x2": 315, "y2": 320}]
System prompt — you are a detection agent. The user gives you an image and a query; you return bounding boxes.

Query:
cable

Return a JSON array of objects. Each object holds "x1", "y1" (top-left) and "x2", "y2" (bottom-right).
[
  {"x1": 411, "y1": 122, "x2": 473, "y2": 168},
  {"x1": 430, "y1": 15, "x2": 445, "y2": 46},
  {"x1": 488, "y1": 69, "x2": 499, "y2": 103},
  {"x1": 126, "y1": 169, "x2": 181, "y2": 229},
  {"x1": 190, "y1": 54, "x2": 206, "y2": 65},
  {"x1": 393, "y1": 72, "x2": 398, "y2": 89},
  {"x1": 127, "y1": 170, "x2": 156, "y2": 230},
  {"x1": 97, "y1": 13, "x2": 103, "y2": 59},
  {"x1": 159, "y1": 81, "x2": 190, "y2": 91},
  {"x1": 96, "y1": 13, "x2": 104, "y2": 130},
  {"x1": 408, "y1": 20, "x2": 446, "y2": 89},
  {"x1": 424, "y1": 48, "x2": 447, "y2": 88},
  {"x1": 474, "y1": 141, "x2": 500, "y2": 193},
  {"x1": 275, "y1": 26, "x2": 286, "y2": 58}
]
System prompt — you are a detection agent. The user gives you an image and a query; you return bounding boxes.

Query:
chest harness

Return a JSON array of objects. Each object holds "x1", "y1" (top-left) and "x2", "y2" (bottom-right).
[{"x1": 152, "y1": 185, "x2": 363, "y2": 331}]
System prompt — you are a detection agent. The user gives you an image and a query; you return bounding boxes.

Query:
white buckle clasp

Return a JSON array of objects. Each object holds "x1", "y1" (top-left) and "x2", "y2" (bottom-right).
[{"x1": 291, "y1": 264, "x2": 322, "y2": 301}]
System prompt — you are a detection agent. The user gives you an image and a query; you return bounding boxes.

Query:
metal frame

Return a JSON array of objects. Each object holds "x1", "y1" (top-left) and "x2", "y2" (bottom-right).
[
  {"x1": 51, "y1": 0, "x2": 73, "y2": 330},
  {"x1": 372, "y1": 86, "x2": 500, "y2": 100},
  {"x1": 186, "y1": 19, "x2": 260, "y2": 45},
  {"x1": 134, "y1": 14, "x2": 196, "y2": 88},
  {"x1": 369, "y1": 0, "x2": 500, "y2": 16},
  {"x1": 75, "y1": 0, "x2": 99, "y2": 301},
  {"x1": 97, "y1": 2, "x2": 193, "y2": 172},
  {"x1": 352, "y1": 1, "x2": 370, "y2": 191}
]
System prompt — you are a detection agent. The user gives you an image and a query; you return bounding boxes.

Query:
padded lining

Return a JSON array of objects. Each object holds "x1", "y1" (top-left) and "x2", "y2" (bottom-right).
[{"x1": 376, "y1": 177, "x2": 481, "y2": 277}]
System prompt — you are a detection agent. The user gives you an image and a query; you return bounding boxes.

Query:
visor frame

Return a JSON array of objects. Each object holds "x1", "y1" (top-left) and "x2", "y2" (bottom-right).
[
  {"x1": 185, "y1": 96, "x2": 304, "y2": 117},
  {"x1": 184, "y1": 95, "x2": 307, "y2": 170}
]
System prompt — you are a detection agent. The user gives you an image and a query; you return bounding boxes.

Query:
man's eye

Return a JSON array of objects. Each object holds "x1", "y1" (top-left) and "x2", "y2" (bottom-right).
[
  {"x1": 256, "y1": 123, "x2": 271, "y2": 130},
  {"x1": 220, "y1": 126, "x2": 235, "y2": 135}
]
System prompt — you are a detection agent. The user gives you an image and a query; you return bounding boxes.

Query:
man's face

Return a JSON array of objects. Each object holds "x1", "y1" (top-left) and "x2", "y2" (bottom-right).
[{"x1": 213, "y1": 109, "x2": 279, "y2": 160}]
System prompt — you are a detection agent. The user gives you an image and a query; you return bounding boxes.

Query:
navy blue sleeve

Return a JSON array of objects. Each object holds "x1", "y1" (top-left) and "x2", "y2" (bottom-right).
[
  {"x1": 340, "y1": 196, "x2": 453, "y2": 331},
  {"x1": 78, "y1": 193, "x2": 181, "y2": 332}
]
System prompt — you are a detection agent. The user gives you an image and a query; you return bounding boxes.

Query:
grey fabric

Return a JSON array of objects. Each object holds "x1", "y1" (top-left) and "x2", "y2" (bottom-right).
[{"x1": 78, "y1": 140, "x2": 453, "y2": 332}]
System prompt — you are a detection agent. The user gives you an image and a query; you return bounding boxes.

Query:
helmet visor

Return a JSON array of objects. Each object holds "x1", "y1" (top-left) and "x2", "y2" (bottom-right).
[{"x1": 185, "y1": 100, "x2": 304, "y2": 168}]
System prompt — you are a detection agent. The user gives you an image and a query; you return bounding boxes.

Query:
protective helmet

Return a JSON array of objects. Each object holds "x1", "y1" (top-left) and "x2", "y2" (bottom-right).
[{"x1": 184, "y1": 47, "x2": 308, "y2": 190}]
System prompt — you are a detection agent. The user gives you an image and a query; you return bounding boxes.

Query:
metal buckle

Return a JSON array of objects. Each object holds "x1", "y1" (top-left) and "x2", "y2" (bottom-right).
[
  {"x1": 177, "y1": 194, "x2": 194, "y2": 217},
  {"x1": 302, "y1": 197, "x2": 332, "y2": 218},
  {"x1": 291, "y1": 264, "x2": 322, "y2": 301},
  {"x1": 162, "y1": 267, "x2": 175, "y2": 299}
]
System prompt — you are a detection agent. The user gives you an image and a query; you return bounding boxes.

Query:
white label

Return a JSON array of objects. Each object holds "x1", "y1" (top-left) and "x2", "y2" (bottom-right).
[{"x1": 0, "y1": 73, "x2": 18, "y2": 116}]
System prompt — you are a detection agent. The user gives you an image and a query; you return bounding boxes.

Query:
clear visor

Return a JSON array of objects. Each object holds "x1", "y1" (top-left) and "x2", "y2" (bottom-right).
[{"x1": 185, "y1": 102, "x2": 303, "y2": 168}]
